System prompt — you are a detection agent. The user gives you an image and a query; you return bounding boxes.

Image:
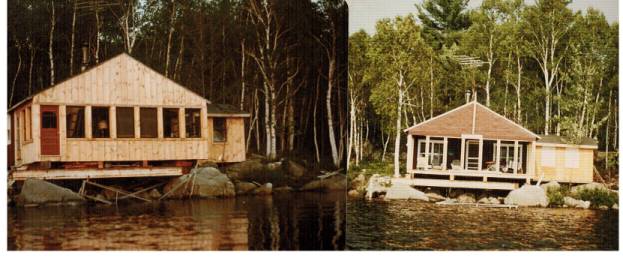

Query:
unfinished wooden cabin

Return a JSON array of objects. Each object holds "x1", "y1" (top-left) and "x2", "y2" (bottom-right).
[
  {"x1": 206, "y1": 104, "x2": 250, "y2": 163},
  {"x1": 8, "y1": 53, "x2": 247, "y2": 180},
  {"x1": 403, "y1": 101, "x2": 596, "y2": 190}
]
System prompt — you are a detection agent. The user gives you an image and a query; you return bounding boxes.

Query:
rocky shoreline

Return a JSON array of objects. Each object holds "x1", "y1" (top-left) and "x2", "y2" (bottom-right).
[
  {"x1": 9, "y1": 157, "x2": 346, "y2": 207},
  {"x1": 348, "y1": 174, "x2": 619, "y2": 210}
]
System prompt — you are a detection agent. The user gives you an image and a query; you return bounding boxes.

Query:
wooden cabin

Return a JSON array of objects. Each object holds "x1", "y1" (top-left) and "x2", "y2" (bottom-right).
[
  {"x1": 207, "y1": 104, "x2": 250, "y2": 163},
  {"x1": 403, "y1": 101, "x2": 596, "y2": 190},
  {"x1": 534, "y1": 135, "x2": 596, "y2": 184},
  {"x1": 8, "y1": 53, "x2": 247, "y2": 180}
]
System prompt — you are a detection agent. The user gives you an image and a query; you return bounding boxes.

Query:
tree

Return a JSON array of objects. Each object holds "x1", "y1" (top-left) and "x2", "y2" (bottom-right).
[{"x1": 416, "y1": 0, "x2": 471, "y2": 50}]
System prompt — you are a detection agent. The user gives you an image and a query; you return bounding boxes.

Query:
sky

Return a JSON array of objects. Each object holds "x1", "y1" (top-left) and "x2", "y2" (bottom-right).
[{"x1": 346, "y1": 0, "x2": 619, "y2": 35}]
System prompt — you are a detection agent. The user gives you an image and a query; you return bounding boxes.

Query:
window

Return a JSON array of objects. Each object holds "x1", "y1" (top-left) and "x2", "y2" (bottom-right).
[
  {"x1": 7, "y1": 116, "x2": 11, "y2": 145},
  {"x1": 493, "y1": 143, "x2": 523, "y2": 172},
  {"x1": 185, "y1": 109, "x2": 201, "y2": 138},
  {"x1": 565, "y1": 148, "x2": 580, "y2": 168},
  {"x1": 417, "y1": 139, "x2": 444, "y2": 167},
  {"x1": 541, "y1": 146, "x2": 556, "y2": 167},
  {"x1": 41, "y1": 111, "x2": 57, "y2": 128},
  {"x1": 163, "y1": 108, "x2": 180, "y2": 138},
  {"x1": 25, "y1": 107, "x2": 32, "y2": 141},
  {"x1": 66, "y1": 106, "x2": 85, "y2": 138},
  {"x1": 213, "y1": 118, "x2": 227, "y2": 142},
  {"x1": 140, "y1": 108, "x2": 158, "y2": 138},
  {"x1": 92, "y1": 107, "x2": 110, "y2": 138},
  {"x1": 116, "y1": 107, "x2": 135, "y2": 138}
]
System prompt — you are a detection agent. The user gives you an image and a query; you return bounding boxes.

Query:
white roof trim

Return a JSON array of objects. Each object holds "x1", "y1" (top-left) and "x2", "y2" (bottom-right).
[{"x1": 535, "y1": 142, "x2": 598, "y2": 149}]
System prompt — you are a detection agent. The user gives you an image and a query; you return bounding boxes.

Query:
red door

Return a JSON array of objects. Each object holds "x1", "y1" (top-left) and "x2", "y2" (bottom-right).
[{"x1": 40, "y1": 105, "x2": 60, "y2": 155}]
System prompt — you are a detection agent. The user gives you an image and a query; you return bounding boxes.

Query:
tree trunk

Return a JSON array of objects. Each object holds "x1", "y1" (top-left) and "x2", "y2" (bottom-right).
[
  {"x1": 393, "y1": 74, "x2": 404, "y2": 178},
  {"x1": 69, "y1": 0, "x2": 76, "y2": 76},
  {"x1": 10, "y1": 40, "x2": 22, "y2": 106},
  {"x1": 48, "y1": 0, "x2": 55, "y2": 86},
  {"x1": 326, "y1": 58, "x2": 340, "y2": 167},
  {"x1": 164, "y1": 1, "x2": 176, "y2": 77}
]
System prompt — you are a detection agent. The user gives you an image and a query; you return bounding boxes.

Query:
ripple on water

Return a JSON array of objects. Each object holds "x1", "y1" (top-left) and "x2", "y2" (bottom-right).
[{"x1": 346, "y1": 199, "x2": 618, "y2": 250}]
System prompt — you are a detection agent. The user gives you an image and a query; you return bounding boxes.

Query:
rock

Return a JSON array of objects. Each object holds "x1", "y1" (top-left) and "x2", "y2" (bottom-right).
[
  {"x1": 15, "y1": 179, "x2": 85, "y2": 206},
  {"x1": 448, "y1": 189, "x2": 465, "y2": 199},
  {"x1": 540, "y1": 181, "x2": 561, "y2": 192},
  {"x1": 225, "y1": 159, "x2": 265, "y2": 181},
  {"x1": 436, "y1": 198, "x2": 457, "y2": 205},
  {"x1": 571, "y1": 182, "x2": 608, "y2": 194},
  {"x1": 426, "y1": 192, "x2": 446, "y2": 202},
  {"x1": 598, "y1": 205, "x2": 609, "y2": 210},
  {"x1": 504, "y1": 184, "x2": 549, "y2": 207},
  {"x1": 348, "y1": 189, "x2": 361, "y2": 198},
  {"x1": 350, "y1": 174, "x2": 367, "y2": 192},
  {"x1": 146, "y1": 189, "x2": 161, "y2": 199},
  {"x1": 477, "y1": 197, "x2": 490, "y2": 204},
  {"x1": 163, "y1": 167, "x2": 235, "y2": 198},
  {"x1": 300, "y1": 173, "x2": 347, "y2": 191},
  {"x1": 253, "y1": 183, "x2": 273, "y2": 195},
  {"x1": 563, "y1": 196, "x2": 590, "y2": 209},
  {"x1": 197, "y1": 160, "x2": 218, "y2": 168},
  {"x1": 613, "y1": 204, "x2": 618, "y2": 210},
  {"x1": 273, "y1": 186, "x2": 293, "y2": 193},
  {"x1": 266, "y1": 161, "x2": 283, "y2": 173},
  {"x1": 235, "y1": 181, "x2": 259, "y2": 195},
  {"x1": 287, "y1": 160, "x2": 306, "y2": 178},
  {"x1": 384, "y1": 182, "x2": 429, "y2": 201},
  {"x1": 457, "y1": 193, "x2": 476, "y2": 203},
  {"x1": 488, "y1": 197, "x2": 501, "y2": 205},
  {"x1": 364, "y1": 174, "x2": 390, "y2": 199}
]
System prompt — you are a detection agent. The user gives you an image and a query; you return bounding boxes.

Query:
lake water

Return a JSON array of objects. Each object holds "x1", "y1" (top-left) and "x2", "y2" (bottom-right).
[
  {"x1": 8, "y1": 191, "x2": 345, "y2": 250},
  {"x1": 346, "y1": 199, "x2": 618, "y2": 250}
]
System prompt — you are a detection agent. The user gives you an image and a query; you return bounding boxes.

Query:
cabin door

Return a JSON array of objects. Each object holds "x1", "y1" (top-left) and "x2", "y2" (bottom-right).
[
  {"x1": 464, "y1": 140, "x2": 480, "y2": 170},
  {"x1": 40, "y1": 105, "x2": 60, "y2": 155}
]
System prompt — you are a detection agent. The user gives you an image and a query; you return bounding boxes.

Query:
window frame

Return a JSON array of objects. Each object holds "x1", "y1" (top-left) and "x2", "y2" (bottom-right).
[
  {"x1": 163, "y1": 108, "x2": 180, "y2": 138},
  {"x1": 185, "y1": 108, "x2": 202, "y2": 138},
  {"x1": 66, "y1": 106, "x2": 86, "y2": 138},
  {"x1": 116, "y1": 106, "x2": 136, "y2": 138},
  {"x1": 91, "y1": 106, "x2": 111, "y2": 138},
  {"x1": 140, "y1": 107, "x2": 158, "y2": 138},
  {"x1": 212, "y1": 117, "x2": 227, "y2": 143}
]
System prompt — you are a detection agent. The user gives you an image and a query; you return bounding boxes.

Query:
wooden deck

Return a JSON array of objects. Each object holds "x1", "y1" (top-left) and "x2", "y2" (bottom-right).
[
  {"x1": 409, "y1": 169, "x2": 530, "y2": 180},
  {"x1": 10, "y1": 167, "x2": 184, "y2": 180},
  {"x1": 408, "y1": 178, "x2": 519, "y2": 190},
  {"x1": 403, "y1": 169, "x2": 529, "y2": 190}
]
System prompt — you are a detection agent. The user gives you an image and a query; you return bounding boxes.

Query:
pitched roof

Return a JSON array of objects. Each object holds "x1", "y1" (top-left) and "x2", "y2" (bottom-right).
[
  {"x1": 537, "y1": 134, "x2": 598, "y2": 147},
  {"x1": 207, "y1": 103, "x2": 250, "y2": 117},
  {"x1": 404, "y1": 101, "x2": 539, "y2": 141}
]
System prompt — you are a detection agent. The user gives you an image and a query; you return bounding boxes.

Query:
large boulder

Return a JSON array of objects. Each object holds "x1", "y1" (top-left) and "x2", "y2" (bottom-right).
[
  {"x1": 273, "y1": 186, "x2": 294, "y2": 193},
  {"x1": 488, "y1": 197, "x2": 501, "y2": 205},
  {"x1": 253, "y1": 183, "x2": 273, "y2": 195},
  {"x1": 350, "y1": 173, "x2": 367, "y2": 192},
  {"x1": 224, "y1": 159, "x2": 265, "y2": 181},
  {"x1": 571, "y1": 182, "x2": 608, "y2": 194},
  {"x1": 287, "y1": 160, "x2": 307, "y2": 179},
  {"x1": 505, "y1": 184, "x2": 549, "y2": 207},
  {"x1": 365, "y1": 174, "x2": 392, "y2": 199},
  {"x1": 235, "y1": 181, "x2": 259, "y2": 195},
  {"x1": 457, "y1": 193, "x2": 476, "y2": 203},
  {"x1": 563, "y1": 196, "x2": 591, "y2": 209},
  {"x1": 15, "y1": 179, "x2": 85, "y2": 206},
  {"x1": 426, "y1": 192, "x2": 446, "y2": 202},
  {"x1": 300, "y1": 173, "x2": 346, "y2": 191},
  {"x1": 384, "y1": 182, "x2": 429, "y2": 201},
  {"x1": 540, "y1": 181, "x2": 561, "y2": 192},
  {"x1": 163, "y1": 167, "x2": 235, "y2": 198}
]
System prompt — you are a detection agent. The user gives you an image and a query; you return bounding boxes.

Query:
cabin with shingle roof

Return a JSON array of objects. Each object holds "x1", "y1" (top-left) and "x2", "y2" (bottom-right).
[{"x1": 403, "y1": 101, "x2": 595, "y2": 190}]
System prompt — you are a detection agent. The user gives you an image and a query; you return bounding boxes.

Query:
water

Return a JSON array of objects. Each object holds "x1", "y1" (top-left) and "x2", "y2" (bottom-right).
[
  {"x1": 346, "y1": 199, "x2": 618, "y2": 250},
  {"x1": 8, "y1": 192, "x2": 345, "y2": 250}
]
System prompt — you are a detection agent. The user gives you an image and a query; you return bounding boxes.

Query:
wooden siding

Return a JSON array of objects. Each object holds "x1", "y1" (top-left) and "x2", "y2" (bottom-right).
[
  {"x1": 534, "y1": 146, "x2": 593, "y2": 183},
  {"x1": 207, "y1": 117, "x2": 246, "y2": 163},
  {"x1": 13, "y1": 54, "x2": 210, "y2": 165}
]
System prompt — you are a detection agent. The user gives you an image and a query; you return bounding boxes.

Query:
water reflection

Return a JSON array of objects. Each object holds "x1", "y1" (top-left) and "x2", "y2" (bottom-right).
[
  {"x1": 8, "y1": 192, "x2": 345, "y2": 250},
  {"x1": 346, "y1": 200, "x2": 618, "y2": 250}
]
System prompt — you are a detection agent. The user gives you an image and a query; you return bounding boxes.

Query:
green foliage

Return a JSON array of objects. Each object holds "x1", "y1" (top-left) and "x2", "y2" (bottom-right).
[
  {"x1": 573, "y1": 188, "x2": 619, "y2": 208},
  {"x1": 416, "y1": 0, "x2": 471, "y2": 49},
  {"x1": 546, "y1": 186, "x2": 570, "y2": 207}
]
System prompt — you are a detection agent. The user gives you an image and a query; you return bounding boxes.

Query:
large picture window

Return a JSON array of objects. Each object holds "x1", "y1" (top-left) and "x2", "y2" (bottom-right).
[
  {"x1": 213, "y1": 118, "x2": 227, "y2": 142},
  {"x1": 140, "y1": 108, "x2": 158, "y2": 138},
  {"x1": 185, "y1": 109, "x2": 201, "y2": 138},
  {"x1": 92, "y1": 107, "x2": 110, "y2": 138},
  {"x1": 541, "y1": 146, "x2": 556, "y2": 167},
  {"x1": 66, "y1": 106, "x2": 85, "y2": 138},
  {"x1": 116, "y1": 107, "x2": 135, "y2": 138},
  {"x1": 163, "y1": 108, "x2": 180, "y2": 138}
]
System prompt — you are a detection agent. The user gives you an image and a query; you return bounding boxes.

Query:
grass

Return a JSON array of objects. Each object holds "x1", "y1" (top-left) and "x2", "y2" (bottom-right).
[{"x1": 347, "y1": 159, "x2": 397, "y2": 182}]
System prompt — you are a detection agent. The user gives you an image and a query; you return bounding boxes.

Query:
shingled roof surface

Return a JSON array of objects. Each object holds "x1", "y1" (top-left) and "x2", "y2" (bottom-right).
[
  {"x1": 537, "y1": 134, "x2": 598, "y2": 147},
  {"x1": 207, "y1": 103, "x2": 250, "y2": 117},
  {"x1": 405, "y1": 101, "x2": 539, "y2": 141}
]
